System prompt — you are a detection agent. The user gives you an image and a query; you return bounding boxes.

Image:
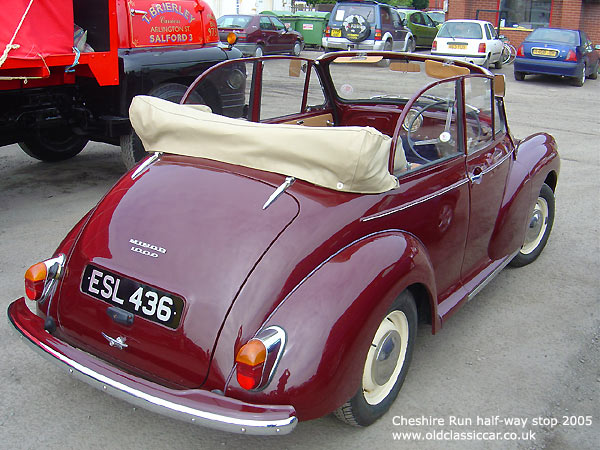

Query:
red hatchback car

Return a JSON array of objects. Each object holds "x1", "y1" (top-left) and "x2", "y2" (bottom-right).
[
  {"x1": 8, "y1": 52, "x2": 559, "y2": 435},
  {"x1": 218, "y1": 14, "x2": 304, "y2": 57}
]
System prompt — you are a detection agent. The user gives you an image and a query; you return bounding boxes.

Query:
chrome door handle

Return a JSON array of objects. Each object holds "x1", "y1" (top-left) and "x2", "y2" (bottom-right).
[{"x1": 470, "y1": 167, "x2": 483, "y2": 183}]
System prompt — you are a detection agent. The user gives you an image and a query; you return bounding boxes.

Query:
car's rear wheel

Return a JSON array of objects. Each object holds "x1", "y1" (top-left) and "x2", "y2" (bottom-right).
[
  {"x1": 405, "y1": 38, "x2": 416, "y2": 53},
  {"x1": 572, "y1": 63, "x2": 585, "y2": 87},
  {"x1": 334, "y1": 290, "x2": 417, "y2": 426},
  {"x1": 509, "y1": 183, "x2": 555, "y2": 267},
  {"x1": 19, "y1": 127, "x2": 88, "y2": 162},
  {"x1": 514, "y1": 71, "x2": 526, "y2": 81},
  {"x1": 494, "y1": 54, "x2": 503, "y2": 69},
  {"x1": 121, "y1": 83, "x2": 205, "y2": 169}
]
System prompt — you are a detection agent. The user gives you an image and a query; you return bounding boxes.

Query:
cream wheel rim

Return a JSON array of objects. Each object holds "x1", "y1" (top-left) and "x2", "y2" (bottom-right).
[
  {"x1": 522, "y1": 196, "x2": 549, "y2": 255},
  {"x1": 362, "y1": 310, "x2": 409, "y2": 405}
]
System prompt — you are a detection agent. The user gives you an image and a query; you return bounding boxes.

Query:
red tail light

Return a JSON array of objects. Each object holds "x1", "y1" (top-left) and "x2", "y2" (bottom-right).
[
  {"x1": 325, "y1": 26, "x2": 331, "y2": 37},
  {"x1": 478, "y1": 42, "x2": 486, "y2": 53},
  {"x1": 25, "y1": 262, "x2": 47, "y2": 300},
  {"x1": 23, "y1": 255, "x2": 65, "y2": 301},
  {"x1": 236, "y1": 339, "x2": 267, "y2": 390},
  {"x1": 375, "y1": 29, "x2": 382, "y2": 41},
  {"x1": 517, "y1": 45, "x2": 524, "y2": 57},
  {"x1": 565, "y1": 50, "x2": 577, "y2": 62},
  {"x1": 234, "y1": 326, "x2": 286, "y2": 391},
  {"x1": 235, "y1": 32, "x2": 247, "y2": 42},
  {"x1": 432, "y1": 40, "x2": 437, "y2": 51}
]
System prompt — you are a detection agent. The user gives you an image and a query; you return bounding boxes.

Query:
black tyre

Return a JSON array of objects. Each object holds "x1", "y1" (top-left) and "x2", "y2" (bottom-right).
[
  {"x1": 120, "y1": 83, "x2": 205, "y2": 169},
  {"x1": 494, "y1": 55, "x2": 503, "y2": 69},
  {"x1": 19, "y1": 127, "x2": 88, "y2": 162},
  {"x1": 572, "y1": 63, "x2": 585, "y2": 87},
  {"x1": 255, "y1": 44, "x2": 265, "y2": 57},
  {"x1": 589, "y1": 61, "x2": 598, "y2": 80},
  {"x1": 405, "y1": 37, "x2": 416, "y2": 53},
  {"x1": 334, "y1": 290, "x2": 417, "y2": 427},
  {"x1": 514, "y1": 71, "x2": 525, "y2": 81},
  {"x1": 509, "y1": 183, "x2": 555, "y2": 268}
]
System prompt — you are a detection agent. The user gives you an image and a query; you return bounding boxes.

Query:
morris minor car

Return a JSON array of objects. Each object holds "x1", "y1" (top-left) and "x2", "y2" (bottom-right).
[{"x1": 8, "y1": 51, "x2": 559, "y2": 435}]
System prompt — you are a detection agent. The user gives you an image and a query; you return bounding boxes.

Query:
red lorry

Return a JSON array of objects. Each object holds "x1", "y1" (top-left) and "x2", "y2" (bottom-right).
[{"x1": 0, "y1": 0, "x2": 243, "y2": 167}]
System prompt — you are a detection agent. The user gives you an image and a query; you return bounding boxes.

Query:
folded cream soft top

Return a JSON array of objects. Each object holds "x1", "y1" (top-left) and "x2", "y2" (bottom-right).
[{"x1": 129, "y1": 96, "x2": 399, "y2": 194}]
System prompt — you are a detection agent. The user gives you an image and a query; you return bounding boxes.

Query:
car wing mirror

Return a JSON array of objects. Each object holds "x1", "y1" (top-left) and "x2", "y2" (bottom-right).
[{"x1": 494, "y1": 74, "x2": 505, "y2": 98}]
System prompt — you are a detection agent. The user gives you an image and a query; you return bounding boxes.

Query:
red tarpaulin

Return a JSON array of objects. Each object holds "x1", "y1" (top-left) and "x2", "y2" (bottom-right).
[{"x1": 1, "y1": 0, "x2": 74, "y2": 60}]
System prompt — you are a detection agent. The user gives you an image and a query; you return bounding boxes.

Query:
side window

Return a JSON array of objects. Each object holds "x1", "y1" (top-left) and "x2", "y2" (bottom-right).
[
  {"x1": 380, "y1": 7, "x2": 392, "y2": 26},
  {"x1": 424, "y1": 14, "x2": 435, "y2": 27},
  {"x1": 412, "y1": 13, "x2": 423, "y2": 25},
  {"x1": 494, "y1": 98, "x2": 506, "y2": 137},
  {"x1": 260, "y1": 59, "x2": 326, "y2": 121},
  {"x1": 464, "y1": 77, "x2": 494, "y2": 154},
  {"x1": 271, "y1": 17, "x2": 286, "y2": 31},
  {"x1": 484, "y1": 24, "x2": 492, "y2": 40},
  {"x1": 396, "y1": 79, "x2": 460, "y2": 174},
  {"x1": 260, "y1": 17, "x2": 274, "y2": 30},
  {"x1": 391, "y1": 10, "x2": 402, "y2": 29}
]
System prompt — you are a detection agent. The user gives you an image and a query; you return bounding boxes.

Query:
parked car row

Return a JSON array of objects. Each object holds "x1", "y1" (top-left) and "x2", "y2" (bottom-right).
[{"x1": 217, "y1": 2, "x2": 599, "y2": 87}]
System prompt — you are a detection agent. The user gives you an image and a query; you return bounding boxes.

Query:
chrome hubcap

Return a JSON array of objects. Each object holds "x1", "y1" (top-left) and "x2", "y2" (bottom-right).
[
  {"x1": 372, "y1": 330, "x2": 402, "y2": 385},
  {"x1": 522, "y1": 197, "x2": 549, "y2": 254},
  {"x1": 362, "y1": 310, "x2": 409, "y2": 405}
]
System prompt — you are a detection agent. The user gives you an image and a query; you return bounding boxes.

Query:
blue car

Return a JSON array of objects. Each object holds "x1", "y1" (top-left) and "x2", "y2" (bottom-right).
[{"x1": 514, "y1": 28, "x2": 600, "y2": 86}]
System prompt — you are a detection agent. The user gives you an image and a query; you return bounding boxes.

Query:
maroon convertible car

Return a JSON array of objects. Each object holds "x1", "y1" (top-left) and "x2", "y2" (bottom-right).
[{"x1": 8, "y1": 51, "x2": 559, "y2": 434}]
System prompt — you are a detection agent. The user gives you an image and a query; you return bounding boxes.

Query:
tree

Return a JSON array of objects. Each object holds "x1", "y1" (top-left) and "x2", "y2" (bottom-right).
[{"x1": 411, "y1": 0, "x2": 430, "y2": 10}]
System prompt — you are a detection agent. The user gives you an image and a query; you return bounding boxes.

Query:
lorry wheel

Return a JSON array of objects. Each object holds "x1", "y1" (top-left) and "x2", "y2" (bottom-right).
[
  {"x1": 19, "y1": 127, "x2": 88, "y2": 162},
  {"x1": 121, "y1": 83, "x2": 205, "y2": 169}
]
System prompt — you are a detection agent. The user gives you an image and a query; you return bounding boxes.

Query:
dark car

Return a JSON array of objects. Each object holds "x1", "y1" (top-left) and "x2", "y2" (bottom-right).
[
  {"x1": 514, "y1": 27, "x2": 600, "y2": 86},
  {"x1": 9, "y1": 51, "x2": 559, "y2": 435},
  {"x1": 218, "y1": 14, "x2": 304, "y2": 57},
  {"x1": 323, "y1": 0, "x2": 415, "y2": 52},
  {"x1": 397, "y1": 9, "x2": 440, "y2": 48}
]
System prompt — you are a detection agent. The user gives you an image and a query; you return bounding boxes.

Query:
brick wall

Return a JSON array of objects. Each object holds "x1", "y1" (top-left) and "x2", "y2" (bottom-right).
[{"x1": 445, "y1": 0, "x2": 600, "y2": 48}]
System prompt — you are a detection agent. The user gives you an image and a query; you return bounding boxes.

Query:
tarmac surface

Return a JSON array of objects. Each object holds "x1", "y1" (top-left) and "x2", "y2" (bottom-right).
[{"x1": 1, "y1": 53, "x2": 598, "y2": 449}]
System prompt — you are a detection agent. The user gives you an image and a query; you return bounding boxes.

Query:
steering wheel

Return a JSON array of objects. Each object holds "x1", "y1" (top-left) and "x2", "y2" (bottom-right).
[{"x1": 405, "y1": 99, "x2": 455, "y2": 163}]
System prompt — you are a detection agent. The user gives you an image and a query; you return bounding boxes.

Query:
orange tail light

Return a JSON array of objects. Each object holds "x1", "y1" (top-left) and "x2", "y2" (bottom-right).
[{"x1": 25, "y1": 262, "x2": 47, "y2": 300}]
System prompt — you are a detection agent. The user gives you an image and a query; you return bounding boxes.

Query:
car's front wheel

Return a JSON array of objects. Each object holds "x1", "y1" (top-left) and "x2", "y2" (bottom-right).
[
  {"x1": 510, "y1": 183, "x2": 555, "y2": 267},
  {"x1": 589, "y1": 60, "x2": 598, "y2": 80},
  {"x1": 405, "y1": 38, "x2": 416, "y2": 53},
  {"x1": 334, "y1": 290, "x2": 417, "y2": 426},
  {"x1": 291, "y1": 40, "x2": 303, "y2": 56}
]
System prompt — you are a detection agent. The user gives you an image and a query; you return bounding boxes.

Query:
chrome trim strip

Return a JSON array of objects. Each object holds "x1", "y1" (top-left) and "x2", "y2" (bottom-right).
[
  {"x1": 361, "y1": 179, "x2": 469, "y2": 222},
  {"x1": 480, "y1": 152, "x2": 511, "y2": 176},
  {"x1": 467, "y1": 250, "x2": 519, "y2": 301},
  {"x1": 254, "y1": 326, "x2": 287, "y2": 390},
  {"x1": 8, "y1": 314, "x2": 297, "y2": 435},
  {"x1": 131, "y1": 152, "x2": 161, "y2": 180}
]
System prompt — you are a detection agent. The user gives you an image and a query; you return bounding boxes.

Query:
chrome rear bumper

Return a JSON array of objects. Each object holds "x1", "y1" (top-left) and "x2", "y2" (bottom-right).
[{"x1": 7, "y1": 298, "x2": 297, "y2": 435}]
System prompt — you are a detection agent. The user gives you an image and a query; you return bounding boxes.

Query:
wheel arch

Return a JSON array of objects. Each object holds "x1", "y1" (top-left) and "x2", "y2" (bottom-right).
[{"x1": 224, "y1": 230, "x2": 437, "y2": 421}]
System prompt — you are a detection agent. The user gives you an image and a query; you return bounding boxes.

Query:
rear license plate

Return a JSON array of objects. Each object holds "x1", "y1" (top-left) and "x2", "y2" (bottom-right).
[
  {"x1": 81, "y1": 265, "x2": 184, "y2": 329},
  {"x1": 331, "y1": 28, "x2": 342, "y2": 38},
  {"x1": 531, "y1": 48, "x2": 558, "y2": 57},
  {"x1": 448, "y1": 43, "x2": 467, "y2": 49}
]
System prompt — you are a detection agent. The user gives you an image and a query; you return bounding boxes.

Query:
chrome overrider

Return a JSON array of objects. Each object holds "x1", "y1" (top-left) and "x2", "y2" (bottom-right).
[{"x1": 7, "y1": 300, "x2": 298, "y2": 435}]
